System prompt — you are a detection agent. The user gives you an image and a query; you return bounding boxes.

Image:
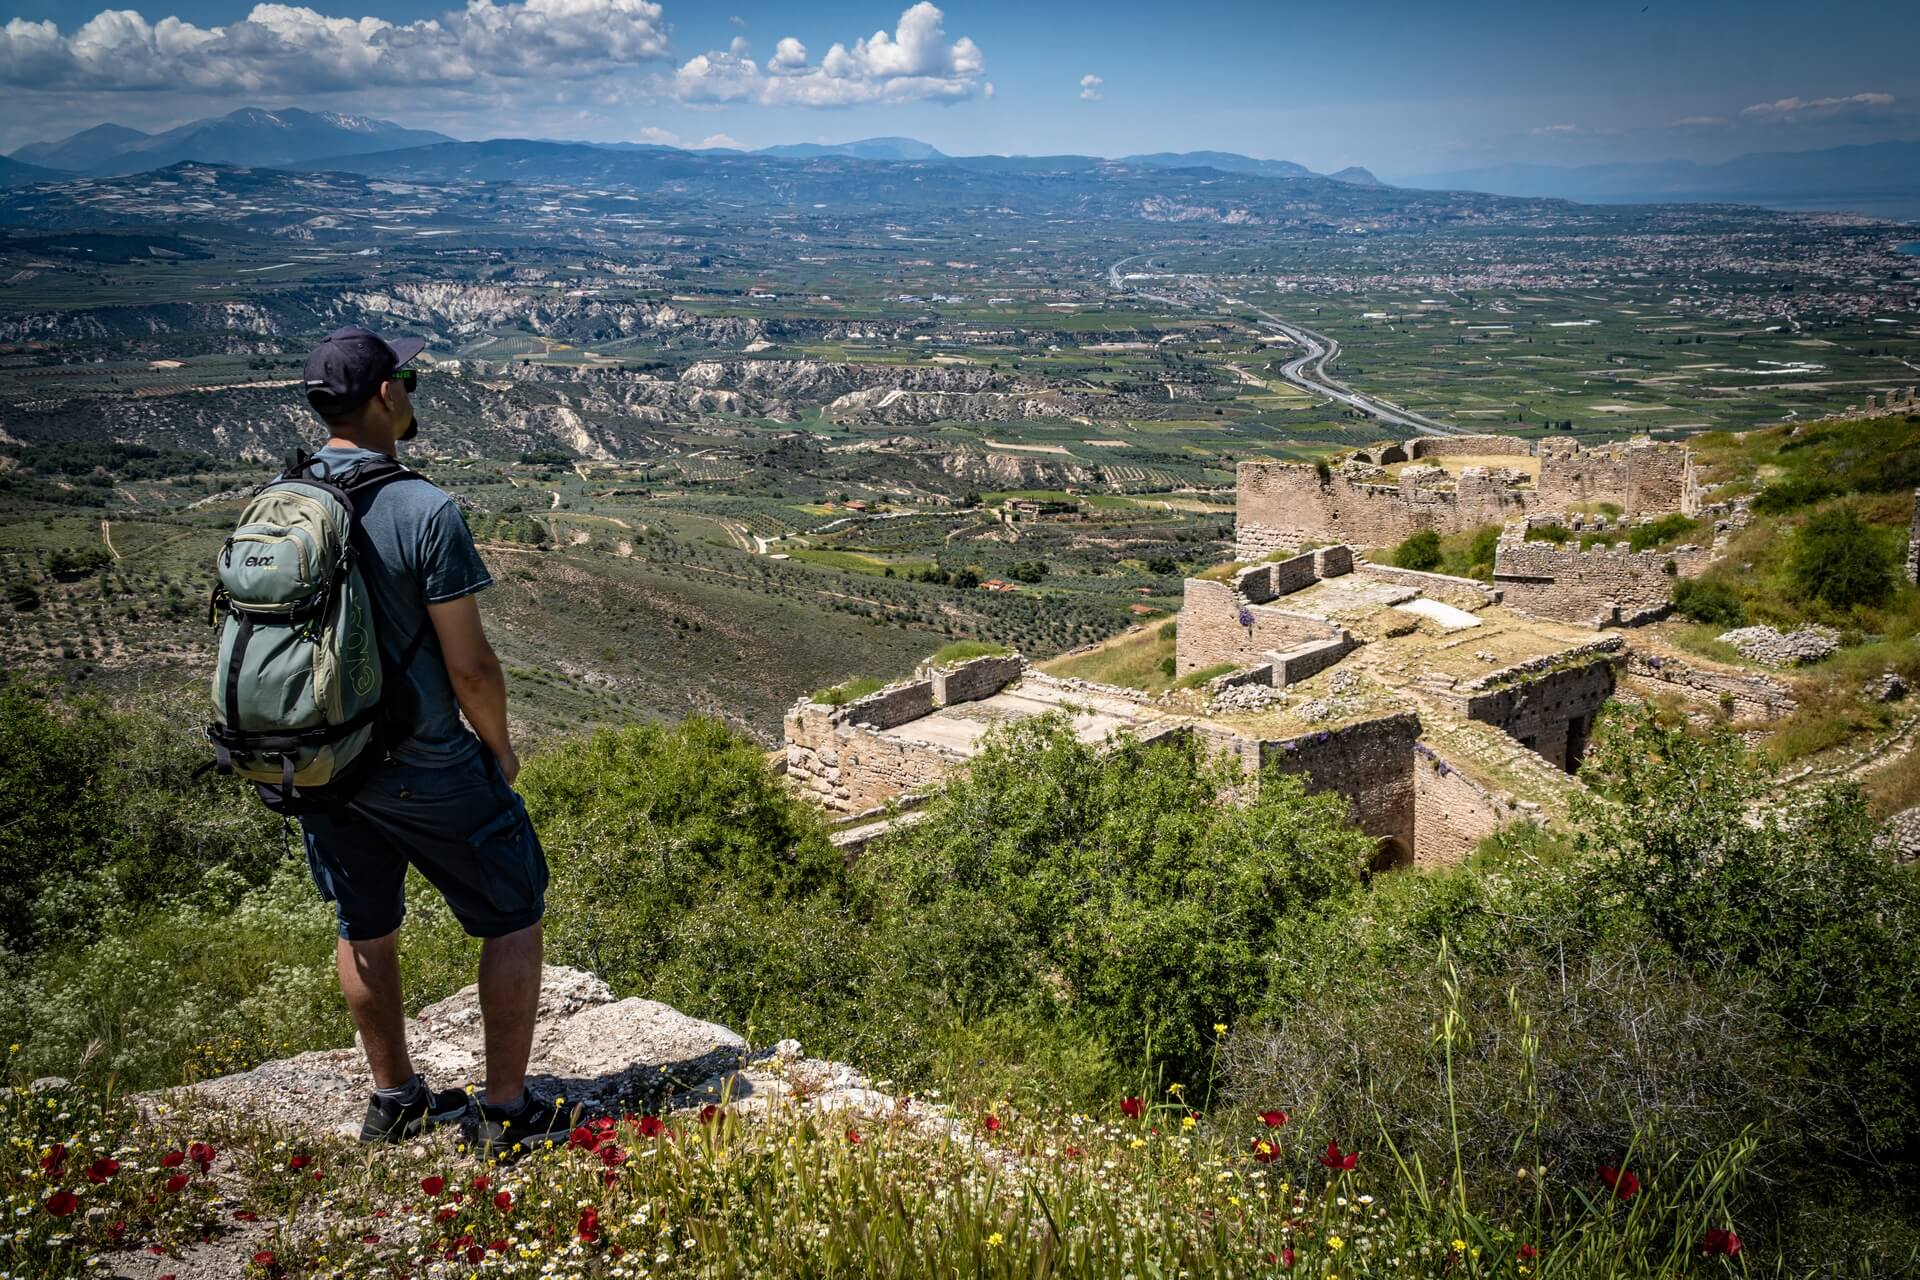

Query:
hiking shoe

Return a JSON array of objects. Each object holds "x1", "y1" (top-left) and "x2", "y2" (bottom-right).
[
  {"x1": 462, "y1": 1090, "x2": 578, "y2": 1161},
  {"x1": 358, "y1": 1076, "x2": 471, "y2": 1144}
]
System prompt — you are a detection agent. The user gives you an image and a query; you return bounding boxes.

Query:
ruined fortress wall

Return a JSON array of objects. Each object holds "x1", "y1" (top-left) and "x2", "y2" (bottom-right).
[
  {"x1": 1354, "y1": 564, "x2": 1501, "y2": 609},
  {"x1": 1258, "y1": 714, "x2": 1419, "y2": 860},
  {"x1": 784, "y1": 703, "x2": 960, "y2": 814},
  {"x1": 1237, "y1": 552, "x2": 1319, "y2": 602},
  {"x1": 1460, "y1": 657, "x2": 1620, "y2": 771},
  {"x1": 1908, "y1": 490, "x2": 1919, "y2": 586},
  {"x1": 842, "y1": 679, "x2": 936, "y2": 730},
  {"x1": 1537, "y1": 441, "x2": 1694, "y2": 516},
  {"x1": 931, "y1": 655, "x2": 1024, "y2": 706},
  {"x1": 1409, "y1": 435, "x2": 1534, "y2": 460},
  {"x1": 1236, "y1": 461, "x2": 1538, "y2": 556},
  {"x1": 1272, "y1": 633, "x2": 1356, "y2": 686},
  {"x1": 1177, "y1": 579, "x2": 1339, "y2": 675},
  {"x1": 1410, "y1": 744, "x2": 1533, "y2": 868},
  {"x1": 1493, "y1": 538, "x2": 1711, "y2": 626},
  {"x1": 1623, "y1": 651, "x2": 1796, "y2": 721}
]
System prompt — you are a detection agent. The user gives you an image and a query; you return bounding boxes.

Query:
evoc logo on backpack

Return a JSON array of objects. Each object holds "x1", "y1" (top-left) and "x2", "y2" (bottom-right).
[{"x1": 206, "y1": 454, "x2": 429, "y2": 815}]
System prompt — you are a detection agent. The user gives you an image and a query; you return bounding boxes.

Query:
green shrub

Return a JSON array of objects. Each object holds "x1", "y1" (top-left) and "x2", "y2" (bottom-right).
[
  {"x1": 1671, "y1": 576, "x2": 1748, "y2": 626},
  {"x1": 1171, "y1": 661, "x2": 1237, "y2": 690},
  {"x1": 1627, "y1": 512, "x2": 1702, "y2": 552},
  {"x1": 1525, "y1": 522, "x2": 1572, "y2": 544},
  {"x1": 1786, "y1": 506, "x2": 1898, "y2": 611},
  {"x1": 1752, "y1": 474, "x2": 1838, "y2": 513},
  {"x1": 861, "y1": 719, "x2": 1370, "y2": 1088},
  {"x1": 1463, "y1": 524, "x2": 1500, "y2": 575},
  {"x1": 809, "y1": 675, "x2": 885, "y2": 705},
  {"x1": 1389, "y1": 529, "x2": 1442, "y2": 571}
]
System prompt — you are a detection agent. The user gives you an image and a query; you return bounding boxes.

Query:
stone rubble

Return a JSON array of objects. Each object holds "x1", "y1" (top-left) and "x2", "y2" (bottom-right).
[
  {"x1": 1865, "y1": 671, "x2": 1909, "y2": 703},
  {"x1": 1717, "y1": 624, "x2": 1841, "y2": 667}
]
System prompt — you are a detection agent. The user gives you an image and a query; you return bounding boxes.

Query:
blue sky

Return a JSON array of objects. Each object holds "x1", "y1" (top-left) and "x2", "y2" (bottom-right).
[{"x1": 2, "y1": 0, "x2": 1916, "y2": 176}]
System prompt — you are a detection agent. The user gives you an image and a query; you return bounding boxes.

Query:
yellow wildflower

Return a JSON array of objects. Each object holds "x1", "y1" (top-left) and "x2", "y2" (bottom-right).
[
  {"x1": 985, "y1": 1233, "x2": 1004, "y2": 1249},
  {"x1": 1327, "y1": 1236, "x2": 1345, "y2": 1252}
]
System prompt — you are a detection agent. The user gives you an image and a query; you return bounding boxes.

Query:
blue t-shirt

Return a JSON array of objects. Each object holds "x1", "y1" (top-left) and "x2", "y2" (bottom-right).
[{"x1": 310, "y1": 445, "x2": 494, "y2": 768}]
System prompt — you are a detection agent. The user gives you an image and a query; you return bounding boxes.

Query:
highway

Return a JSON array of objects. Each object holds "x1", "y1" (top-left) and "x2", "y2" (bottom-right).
[{"x1": 1107, "y1": 255, "x2": 1463, "y2": 436}]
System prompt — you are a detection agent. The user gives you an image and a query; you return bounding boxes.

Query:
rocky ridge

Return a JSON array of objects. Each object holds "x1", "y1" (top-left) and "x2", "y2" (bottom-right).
[{"x1": 172, "y1": 966, "x2": 924, "y2": 1145}]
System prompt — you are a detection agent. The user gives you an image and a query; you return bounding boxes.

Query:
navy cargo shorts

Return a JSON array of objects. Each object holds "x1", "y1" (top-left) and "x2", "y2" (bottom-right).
[{"x1": 299, "y1": 750, "x2": 549, "y2": 941}]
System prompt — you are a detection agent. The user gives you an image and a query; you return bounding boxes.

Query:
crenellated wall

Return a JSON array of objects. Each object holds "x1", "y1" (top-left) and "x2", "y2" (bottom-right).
[
  {"x1": 1537, "y1": 439, "x2": 1698, "y2": 516},
  {"x1": 1235, "y1": 460, "x2": 1540, "y2": 555},
  {"x1": 1493, "y1": 531, "x2": 1712, "y2": 626},
  {"x1": 1408, "y1": 435, "x2": 1534, "y2": 460}
]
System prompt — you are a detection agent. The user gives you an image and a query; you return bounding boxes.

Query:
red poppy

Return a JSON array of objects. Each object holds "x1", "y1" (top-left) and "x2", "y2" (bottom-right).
[
  {"x1": 436, "y1": 1207, "x2": 458, "y2": 1223},
  {"x1": 637, "y1": 1115, "x2": 666, "y2": 1139},
  {"x1": 576, "y1": 1205, "x2": 600, "y2": 1244},
  {"x1": 420, "y1": 1175, "x2": 446, "y2": 1196},
  {"x1": 467, "y1": 1245, "x2": 485, "y2": 1265},
  {"x1": 188, "y1": 1142, "x2": 217, "y2": 1172},
  {"x1": 232, "y1": 1210, "x2": 258, "y2": 1222},
  {"x1": 699, "y1": 1104, "x2": 722, "y2": 1125},
  {"x1": 45, "y1": 1190, "x2": 79, "y2": 1217},
  {"x1": 164, "y1": 1174, "x2": 190, "y2": 1194},
  {"x1": 568, "y1": 1126, "x2": 599, "y2": 1152},
  {"x1": 1519, "y1": 1244, "x2": 1539, "y2": 1261},
  {"x1": 1279, "y1": 1247, "x2": 1296, "y2": 1269},
  {"x1": 489, "y1": 1239, "x2": 510, "y2": 1252},
  {"x1": 86, "y1": 1157, "x2": 120, "y2": 1183},
  {"x1": 1700, "y1": 1229, "x2": 1742, "y2": 1257},
  {"x1": 494, "y1": 1191, "x2": 513, "y2": 1211},
  {"x1": 1318, "y1": 1140, "x2": 1358, "y2": 1171},
  {"x1": 984, "y1": 1114, "x2": 1002, "y2": 1132},
  {"x1": 471, "y1": 1174, "x2": 489, "y2": 1191},
  {"x1": 160, "y1": 1150, "x2": 185, "y2": 1169},
  {"x1": 1259, "y1": 1110, "x2": 1288, "y2": 1128},
  {"x1": 1121, "y1": 1096, "x2": 1145, "y2": 1120},
  {"x1": 251, "y1": 1252, "x2": 275, "y2": 1268},
  {"x1": 846, "y1": 1127, "x2": 862, "y2": 1144},
  {"x1": 40, "y1": 1143, "x2": 66, "y2": 1173},
  {"x1": 361, "y1": 1235, "x2": 381, "y2": 1245},
  {"x1": 310, "y1": 1170, "x2": 324, "y2": 1182},
  {"x1": 288, "y1": 1155, "x2": 311, "y2": 1170},
  {"x1": 1250, "y1": 1137, "x2": 1281, "y2": 1164},
  {"x1": 1598, "y1": 1165, "x2": 1640, "y2": 1201}
]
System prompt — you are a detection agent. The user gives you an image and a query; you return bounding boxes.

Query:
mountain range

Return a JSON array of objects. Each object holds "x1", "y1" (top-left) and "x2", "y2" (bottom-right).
[
  {"x1": 11, "y1": 108, "x2": 453, "y2": 176},
  {"x1": 8, "y1": 108, "x2": 1379, "y2": 188},
  {"x1": 8, "y1": 106, "x2": 1915, "y2": 218}
]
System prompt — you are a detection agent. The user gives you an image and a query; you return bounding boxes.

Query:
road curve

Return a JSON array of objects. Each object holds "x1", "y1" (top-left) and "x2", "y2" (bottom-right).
[{"x1": 1107, "y1": 255, "x2": 1462, "y2": 436}]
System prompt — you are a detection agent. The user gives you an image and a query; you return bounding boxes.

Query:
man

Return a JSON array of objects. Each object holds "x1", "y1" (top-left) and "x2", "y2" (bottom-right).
[{"x1": 297, "y1": 325, "x2": 570, "y2": 1155}]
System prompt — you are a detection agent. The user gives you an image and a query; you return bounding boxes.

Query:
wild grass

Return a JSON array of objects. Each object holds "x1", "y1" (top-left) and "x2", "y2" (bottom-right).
[
  {"x1": 1172, "y1": 661, "x2": 1239, "y2": 690},
  {"x1": 1042, "y1": 620, "x2": 1178, "y2": 692},
  {"x1": 930, "y1": 639, "x2": 1011, "y2": 664}
]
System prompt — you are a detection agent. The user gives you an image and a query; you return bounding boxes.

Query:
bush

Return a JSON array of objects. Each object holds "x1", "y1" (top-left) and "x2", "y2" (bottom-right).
[
  {"x1": 1627, "y1": 512, "x2": 1702, "y2": 552},
  {"x1": 1671, "y1": 575, "x2": 1748, "y2": 626},
  {"x1": 1525, "y1": 522, "x2": 1572, "y2": 544},
  {"x1": 861, "y1": 719, "x2": 1370, "y2": 1087},
  {"x1": 1786, "y1": 506, "x2": 1898, "y2": 611},
  {"x1": 1389, "y1": 529, "x2": 1442, "y2": 571},
  {"x1": 1752, "y1": 474, "x2": 1838, "y2": 514},
  {"x1": 929, "y1": 639, "x2": 1008, "y2": 665},
  {"x1": 809, "y1": 675, "x2": 885, "y2": 705}
]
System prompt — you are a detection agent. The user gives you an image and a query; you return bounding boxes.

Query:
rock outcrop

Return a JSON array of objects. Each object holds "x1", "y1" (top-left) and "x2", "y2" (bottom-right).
[{"x1": 173, "y1": 967, "x2": 912, "y2": 1143}]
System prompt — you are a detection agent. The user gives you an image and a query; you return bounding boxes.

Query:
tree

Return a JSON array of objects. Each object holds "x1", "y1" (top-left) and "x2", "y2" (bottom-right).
[
  {"x1": 1390, "y1": 530, "x2": 1442, "y2": 572},
  {"x1": 1786, "y1": 506, "x2": 1897, "y2": 611}
]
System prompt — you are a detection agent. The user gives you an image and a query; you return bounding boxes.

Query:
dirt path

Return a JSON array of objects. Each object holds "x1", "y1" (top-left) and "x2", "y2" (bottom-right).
[{"x1": 99, "y1": 519, "x2": 121, "y2": 560}]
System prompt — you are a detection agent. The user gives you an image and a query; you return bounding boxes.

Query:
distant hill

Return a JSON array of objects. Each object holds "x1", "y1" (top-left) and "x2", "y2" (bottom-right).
[
  {"x1": 1403, "y1": 140, "x2": 1920, "y2": 214},
  {"x1": 1120, "y1": 151, "x2": 1312, "y2": 179},
  {"x1": 0, "y1": 155, "x2": 61, "y2": 188},
  {"x1": 759, "y1": 137, "x2": 945, "y2": 162},
  {"x1": 1327, "y1": 166, "x2": 1385, "y2": 187},
  {"x1": 11, "y1": 108, "x2": 453, "y2": 175},
  {"x1": 13, "y1": 123, "x2": 150, "y2": 171}
]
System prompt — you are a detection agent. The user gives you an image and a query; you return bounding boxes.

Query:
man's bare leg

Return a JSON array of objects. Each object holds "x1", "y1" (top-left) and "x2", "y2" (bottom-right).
[
  {"x1": 337, "y1": 931, "x2": 415, "y2": 1090},
  {"x1": 478, "y1": 922, "x2": 543, "y2": 1107}
]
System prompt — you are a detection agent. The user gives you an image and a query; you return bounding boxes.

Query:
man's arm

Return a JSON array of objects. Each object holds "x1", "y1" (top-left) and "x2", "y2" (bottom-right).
[{"x1": 427, "y1": 593, "x2": 518, "y2": 784}]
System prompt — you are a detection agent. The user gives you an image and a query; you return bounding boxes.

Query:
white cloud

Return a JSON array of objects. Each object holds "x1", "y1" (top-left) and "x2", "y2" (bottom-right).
[
  {"x1": 1741, "y1": 91, "x2": 1895, "y2": 121},
  {"x1": 1668, "y1": 115, "x2": 1729, "y2": 128},
  {"x1": 1529, "y1": 123, "x2": 1579, "y2": 136},
  {"x1": 0, "y1": 0, "x2": 669, "y2": 93},
  {"x1": 1078, "y1": 73, "x2": 1102, "y2": 102},
  {"x1": 670, "y1": 3, "x2": 985, "y2": 108},
  {"x1": 694, "y1": 132, "x2": 743, "y2": 150},
  {"x1": 633, "y1": 125, "x2": 679, "y2": 144}
]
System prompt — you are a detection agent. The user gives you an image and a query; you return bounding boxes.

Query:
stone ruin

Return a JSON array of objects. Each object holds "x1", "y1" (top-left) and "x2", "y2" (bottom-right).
[{"x1": 1234, "y1": 433, "x2": 1698, "y2": 560}]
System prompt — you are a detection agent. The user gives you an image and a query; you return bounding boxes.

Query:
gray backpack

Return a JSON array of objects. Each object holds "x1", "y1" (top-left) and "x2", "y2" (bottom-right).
[{"x1": 205, "y1": 453, "x2": 427, "y2": 813}]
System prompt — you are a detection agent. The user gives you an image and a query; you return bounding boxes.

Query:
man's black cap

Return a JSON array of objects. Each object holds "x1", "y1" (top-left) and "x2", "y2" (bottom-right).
[{"x1": 303, "y1": 325, "x2": 425, "y2": 417}]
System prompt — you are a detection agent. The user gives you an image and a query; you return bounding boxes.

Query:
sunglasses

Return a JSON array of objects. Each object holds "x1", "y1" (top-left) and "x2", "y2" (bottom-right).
[{"x1": 391, "y1": 368, "x2": 418, "y2": 392}]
